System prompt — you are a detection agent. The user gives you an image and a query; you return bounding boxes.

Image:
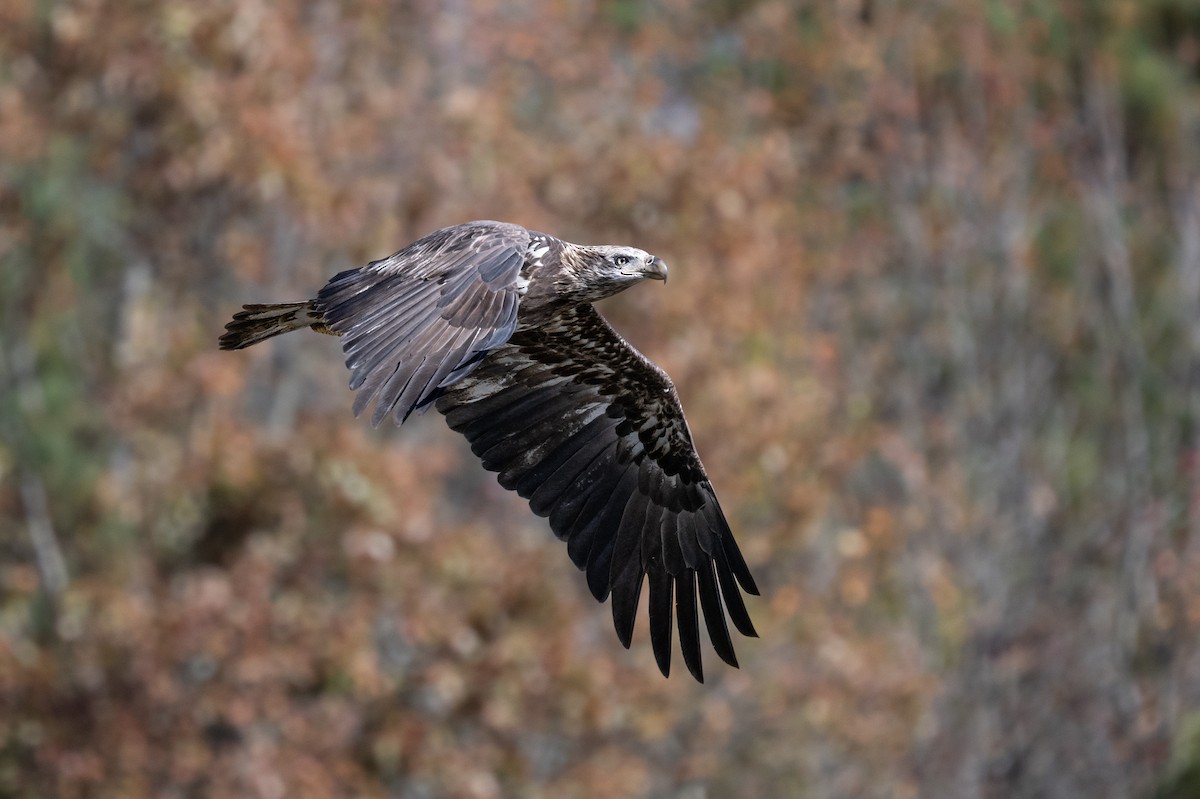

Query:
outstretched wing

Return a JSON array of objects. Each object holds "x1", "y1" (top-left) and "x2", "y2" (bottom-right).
[
  {"x1": 316, "y1": 221, "x2": 529, "y2": 426},
  {"x1": 435, "y1": 305, "x2": 758, "y2": 681}
]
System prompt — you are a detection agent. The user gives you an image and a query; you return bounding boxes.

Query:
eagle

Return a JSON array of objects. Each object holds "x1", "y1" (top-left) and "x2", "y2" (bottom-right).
[{"x1": 219, "y1": 220, "x2": 758, "y2": 681}]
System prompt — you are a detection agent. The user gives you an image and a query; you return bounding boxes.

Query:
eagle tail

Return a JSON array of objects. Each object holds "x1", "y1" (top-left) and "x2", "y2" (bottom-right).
[{"x1": 219, "y1": 301, "x2": 334, "y2": 350}]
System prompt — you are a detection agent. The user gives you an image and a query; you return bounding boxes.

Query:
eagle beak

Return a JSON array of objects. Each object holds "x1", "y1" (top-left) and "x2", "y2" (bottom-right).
[{"x1": 645, "y1": 257, "x2": 669, "y2": 283}]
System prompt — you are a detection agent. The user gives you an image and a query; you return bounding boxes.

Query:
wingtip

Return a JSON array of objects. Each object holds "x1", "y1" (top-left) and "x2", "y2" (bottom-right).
[
  {"x1": 610, "y1": 560, "x2": 644, "y2": 651},
  {"x1": 648, "y1": 564, "x2": 674, "y2": 678},
  {"x1": 654, "y1": 649, "x2": 671, "y2": 678}
]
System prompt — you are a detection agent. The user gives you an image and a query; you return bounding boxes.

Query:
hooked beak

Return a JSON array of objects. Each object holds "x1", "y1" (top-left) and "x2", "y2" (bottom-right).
[{"x1": 644, "y1": 256, "x2": 669, "y2": 283}]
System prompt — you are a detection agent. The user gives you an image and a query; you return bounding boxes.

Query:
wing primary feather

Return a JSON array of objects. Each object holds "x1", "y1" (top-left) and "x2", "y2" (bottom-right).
[
  {"x1": 639, "y1": 502, "x2": 666, "y2": 573},
  {"x1": 610, "y1": 558, "x2": 645, "y2": 648},
  {"x1": 564, "y1": 463, "x2": 633, "y2": 571},
  {"x1": 718, "y1": 525, "x2": 759, "y2": 595},
  {"x1": 713, "y1": 548, "x2": 758, "y2": 638},
  {"x1": 660, "y1": 511, "x2": 685, "y2": 576},
  {"x1": 546, "y1": 445, "x2": 618, "y2": 535},
  {"x1": 583, "y1": 466, "x2": 640, "y2": 600},
  {"x1": 354, "y1": 361, "x2": 401, "y2": 418},
  {"x1": 648, "y1": 564, "x2": 674, "y2": 677},
  {"x1": 609, "y1": 491, "x2": 651, "y2": 588},
  {"x1": 676, "y1": 570, "x2": 703, "y2": 682},
  {"x1": 676, "y1": 510, "x2": 706, "y2": 569},
  {"x1": 697, "y1": 560, "x2": 738, "y2": 667},
  {"x1": 586, "y1": 535, "x2": 615, "y2": 600},
  {"x1": 694, "y1": 502, "x2": 721, "y2": 556}
]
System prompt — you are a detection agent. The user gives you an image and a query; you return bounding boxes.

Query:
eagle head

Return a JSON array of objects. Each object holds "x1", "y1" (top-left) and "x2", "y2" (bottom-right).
[{"x1": 566, "y1": 245, "x2": 669, "y2": 302}]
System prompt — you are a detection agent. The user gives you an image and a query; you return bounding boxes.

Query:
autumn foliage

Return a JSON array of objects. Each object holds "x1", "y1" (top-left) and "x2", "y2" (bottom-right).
[{"x1": 4, "y1": 1, "x2": 1200, "y2": 797}]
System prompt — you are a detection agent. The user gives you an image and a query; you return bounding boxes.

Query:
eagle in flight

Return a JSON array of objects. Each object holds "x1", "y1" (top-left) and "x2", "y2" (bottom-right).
[{"x1": 220, "y1": 221, "x2": 758, "y2": 681}]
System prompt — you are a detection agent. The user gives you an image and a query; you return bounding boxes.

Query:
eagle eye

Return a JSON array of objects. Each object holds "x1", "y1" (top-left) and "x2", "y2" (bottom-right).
[{"x1": 614, "y1": 255, "x2": 630, "y2": 266}]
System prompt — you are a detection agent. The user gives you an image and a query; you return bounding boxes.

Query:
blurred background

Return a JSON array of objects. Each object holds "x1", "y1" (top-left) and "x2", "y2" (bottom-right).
[{"x1": 3, "y1": 1, "x2": 1200, "y2": 797}]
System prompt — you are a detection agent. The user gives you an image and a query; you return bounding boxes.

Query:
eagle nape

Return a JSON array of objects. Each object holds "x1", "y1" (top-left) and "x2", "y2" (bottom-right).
[{"x1": 221, "y1": 220, "x2": 759, "y2": 681}]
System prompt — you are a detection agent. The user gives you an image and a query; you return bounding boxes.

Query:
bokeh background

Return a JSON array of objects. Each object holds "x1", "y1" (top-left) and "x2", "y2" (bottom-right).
[{"x1": 4, "y1": 1, "x2": 1200, "y2": 797}]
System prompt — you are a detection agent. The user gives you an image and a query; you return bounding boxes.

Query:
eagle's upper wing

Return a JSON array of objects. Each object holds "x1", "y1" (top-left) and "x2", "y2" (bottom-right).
[
  {"x1": 435, "y1": 305, "x2": 758, "y2": 681},
  {"x1": 316, "y1": 221, "x2": 529, "y2": 426}
]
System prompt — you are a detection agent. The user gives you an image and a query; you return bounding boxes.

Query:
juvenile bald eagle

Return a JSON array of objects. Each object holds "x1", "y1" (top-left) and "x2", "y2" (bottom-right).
[{"x1": 220, "y1": 220, "x2": 758, "y2": 681}]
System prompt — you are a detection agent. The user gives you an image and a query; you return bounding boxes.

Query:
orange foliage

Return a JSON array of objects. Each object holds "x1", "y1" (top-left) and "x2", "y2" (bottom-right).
[{"x1": 3, "y1": 1, "x2": 1200, "y2": 797}]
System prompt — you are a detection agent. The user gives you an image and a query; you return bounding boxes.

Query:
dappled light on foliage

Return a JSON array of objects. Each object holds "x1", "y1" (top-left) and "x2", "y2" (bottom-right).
[{"x1": 4, "y1": 1, "x2": 1200, "y2": 797}]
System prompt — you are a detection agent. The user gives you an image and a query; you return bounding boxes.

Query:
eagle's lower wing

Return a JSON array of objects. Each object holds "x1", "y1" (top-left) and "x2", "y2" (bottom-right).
[
  {"x1": 317, "y1": 221, "x2": 529, "y2": 426},
  {"x1": 435, "y1": 305, "x2": 758, "y2": 681}
]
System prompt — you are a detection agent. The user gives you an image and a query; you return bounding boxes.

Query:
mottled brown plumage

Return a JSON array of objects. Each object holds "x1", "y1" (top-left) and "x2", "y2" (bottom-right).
[{"x1": 220, "y1": 220, "x2": 758, "y2": 681}]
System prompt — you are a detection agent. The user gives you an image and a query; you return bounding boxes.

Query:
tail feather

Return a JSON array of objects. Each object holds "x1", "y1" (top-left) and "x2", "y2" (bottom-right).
[{"x1": 219, "y1": 301, "x2": 332, "y2": 350}]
